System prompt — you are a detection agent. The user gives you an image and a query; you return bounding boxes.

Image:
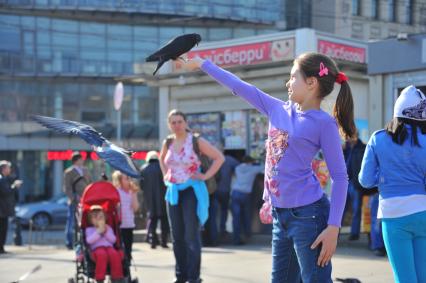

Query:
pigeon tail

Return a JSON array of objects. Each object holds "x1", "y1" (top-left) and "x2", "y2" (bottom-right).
[
  {"x1": 145, "y1": 55, "x2": 157, "y2": 62},
  {"x1": 153, "y1": 59, "x2": 166, "y2": 76}
]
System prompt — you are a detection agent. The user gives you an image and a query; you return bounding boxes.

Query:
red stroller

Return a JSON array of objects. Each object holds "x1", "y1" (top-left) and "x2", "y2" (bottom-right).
[{"x1": 68, "y1": 181, "x2": 138, "y2": 283}]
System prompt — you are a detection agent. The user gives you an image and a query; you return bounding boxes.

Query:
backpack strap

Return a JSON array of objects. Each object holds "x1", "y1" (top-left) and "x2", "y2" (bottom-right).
[
  {"x1": 192, "y1": 132, "x2": 201, "y2": 158},
  {"x1": 165, "y1": 134, "x2": 175, "y2": 149}
]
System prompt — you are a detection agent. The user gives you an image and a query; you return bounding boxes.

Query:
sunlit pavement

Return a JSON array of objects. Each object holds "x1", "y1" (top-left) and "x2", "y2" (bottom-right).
[{"x1": 1, "y1": 231, "x2": 393, "y2": 283}]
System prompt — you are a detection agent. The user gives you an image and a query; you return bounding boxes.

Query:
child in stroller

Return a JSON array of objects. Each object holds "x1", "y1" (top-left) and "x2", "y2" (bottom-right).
[
  {"x1": 86, "y1": 204, "x2": 124, "y2": 283},
  {"x1": 69, "y1": 181, "x2": 138, "y2": 283}
]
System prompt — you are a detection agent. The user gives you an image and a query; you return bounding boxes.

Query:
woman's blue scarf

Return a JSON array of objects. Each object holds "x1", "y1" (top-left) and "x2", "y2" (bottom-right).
[{"x1": 164, "y1": 179, "x2": 209, "y2": 225}]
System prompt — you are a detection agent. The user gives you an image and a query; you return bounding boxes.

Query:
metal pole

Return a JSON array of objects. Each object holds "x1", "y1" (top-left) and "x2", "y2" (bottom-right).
[
  {"x1": 28, "y1": 220, "x2": 33, "y2": 250},
  {"x1": 117, "y1": 109, "x2": 122, "y2": 144},
  {"x1": 13, "y1": 216, "x2": 22, "y2": 246}
]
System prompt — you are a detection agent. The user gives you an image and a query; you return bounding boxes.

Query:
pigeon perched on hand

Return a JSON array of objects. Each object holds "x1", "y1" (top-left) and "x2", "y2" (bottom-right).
[
  {"x1": 32, "y1": 115, "x2": 141, "y2": 178},
  {"x1": 146, "y1": 33, "x2": 202, "y2": 75}
]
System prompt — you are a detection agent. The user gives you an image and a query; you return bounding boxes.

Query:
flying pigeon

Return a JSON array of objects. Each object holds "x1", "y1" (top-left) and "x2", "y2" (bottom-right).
[
  {"x1": 335, "y1": 278, "x2": 362, "y2": 283},
  {"x1": 11, "y1": 264, "x2": 42, "y2": 283},
  {"x1": 32, "y1": 115, "x2": 141, "y2": 178},
  {"x1": 146, "y1": 33, "x2": 202, "y2": 75}
]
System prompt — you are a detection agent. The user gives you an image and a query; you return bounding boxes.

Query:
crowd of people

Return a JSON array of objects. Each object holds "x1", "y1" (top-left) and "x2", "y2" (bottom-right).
[{"x1": 0, "y1": 51, "x2": 425, "y2": 283}]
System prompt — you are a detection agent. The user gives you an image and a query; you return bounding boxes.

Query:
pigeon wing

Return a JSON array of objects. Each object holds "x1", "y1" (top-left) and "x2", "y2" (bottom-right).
[
  {"x1": 167, "y1": 34, "x2": 200, "y2": 59},
  {"x1": 145, "y1": 36, "x2": 178, "y2": 62},
  {"x1": 32, "y1": 115, "x2": 106, "y2": 147},
  {"x1": 97, "y1": 148, "x2": 140, "y2": 178}
]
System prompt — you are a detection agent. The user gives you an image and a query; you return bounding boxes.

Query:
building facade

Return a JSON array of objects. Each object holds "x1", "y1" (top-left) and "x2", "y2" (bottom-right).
[
  {"x1": 368, "y1": 33, "x2": 426, "y2": 131},
  {"x1": 282, "y1": 0, "x2": 426, "y2": 40},
  {"x1": 0, "y1": 0, "x2": 283, "y2": 200}
]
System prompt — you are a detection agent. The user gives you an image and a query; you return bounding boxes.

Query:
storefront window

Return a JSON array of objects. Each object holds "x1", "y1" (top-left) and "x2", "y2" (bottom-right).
[
  {"x1": 222, "y1": 111, "x2": 247, "y2": 149},
  {"x1": 80, "y1": 83, "x2": 109, "y2": 123},
  {"x1": 352, "y1": 0, "x2": 361, "y2": 16},
  {"x1": 0, "y1": 150, "x2": 54, "y2": 202},
  {"x1": 248, "y1": 110, "x2": 268, "y2": 159},
  {"x1": 388, "y1": 0, "x2": 397, "y2": 22}
]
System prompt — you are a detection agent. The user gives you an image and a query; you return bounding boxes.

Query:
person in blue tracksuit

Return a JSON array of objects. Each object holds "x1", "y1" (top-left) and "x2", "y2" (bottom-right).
[{"x1": 359, "y1": 85, "x2": 426, "y2": 283}]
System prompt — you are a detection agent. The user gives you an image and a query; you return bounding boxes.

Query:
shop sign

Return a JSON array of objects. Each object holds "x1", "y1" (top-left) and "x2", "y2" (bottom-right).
[
  {"x1": 47, "y1": 150, "x2": 148, "y2": 161},
  {"x1": 318, "y1": 40, "x2": 366, "y2": 63},
  {"x1": 175, "y1": 38, "x2": 295, "y2": 68}
]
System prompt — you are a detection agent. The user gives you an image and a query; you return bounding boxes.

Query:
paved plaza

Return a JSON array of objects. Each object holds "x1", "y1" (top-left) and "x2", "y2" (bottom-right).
[{"x1": 0, "y1": 228, "x2": 394, "y2": 283}]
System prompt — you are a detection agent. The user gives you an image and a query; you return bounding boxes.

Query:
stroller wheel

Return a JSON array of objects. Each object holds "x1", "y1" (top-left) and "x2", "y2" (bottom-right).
[
  {"x1": 68, "y1": 278, "x2": 75, "y2": 283},
  {"x1": 131, "y1": 278, "x2": 139, "y2": 283}
]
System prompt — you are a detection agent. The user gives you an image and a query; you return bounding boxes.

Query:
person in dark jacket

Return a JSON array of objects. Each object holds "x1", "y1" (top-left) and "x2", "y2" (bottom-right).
[
  {"x1": 0, "y1": 160, "x2": 22, "y2": 254},
  {"x1": 140, "y1": 151, "x2": 169, "y2": 249},
  {"x1": 216, "y1": 154, "x2": 239, "y2": 238},
  {"x1": 344, "y1": 137, "x2": 366, "y2": 240}
]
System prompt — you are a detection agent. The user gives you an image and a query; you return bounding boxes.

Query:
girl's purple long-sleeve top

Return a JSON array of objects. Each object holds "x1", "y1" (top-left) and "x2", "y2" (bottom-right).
[
  {"x1": 201, "y1": 60, "x2": 348, "y2": 227},
  {"x1": 85, "y1": 225, "x2": 116, "y2": 250}
]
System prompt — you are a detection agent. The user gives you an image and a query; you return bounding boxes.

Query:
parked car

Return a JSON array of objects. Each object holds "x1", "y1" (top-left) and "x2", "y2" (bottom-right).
[{"x1": 15, "y1": 194, "x2": 68, "y2": 229}]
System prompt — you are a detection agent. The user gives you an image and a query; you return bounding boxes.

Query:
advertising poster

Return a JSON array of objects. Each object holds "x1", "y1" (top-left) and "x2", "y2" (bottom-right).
[
  {"x1": 186, "y1": 112, "x2": 221, "y2": 146},
  {"x1": 248, "y1": 110, "x2": 268, "y2": 159},
  {"x1": 222, "y1": 111, "x2": 247, "y2": 149}
]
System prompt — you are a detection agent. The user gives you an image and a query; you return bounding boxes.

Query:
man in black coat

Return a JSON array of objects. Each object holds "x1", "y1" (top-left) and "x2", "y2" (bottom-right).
[
  {"x1": 0, "y1": 160, "x2": 22, "y2": 254},
  {"x1": 140, "y1": 151, "x2": 169, "y2": 248}
]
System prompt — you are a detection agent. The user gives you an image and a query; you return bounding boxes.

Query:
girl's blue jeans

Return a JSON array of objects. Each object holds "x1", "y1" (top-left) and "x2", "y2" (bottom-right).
[
  {"x1": 271, "y1": 194, "x2": 332, "y2": 283},
  {"x1": 382, "y1": 210, "x2": 426, "y2": 283}
]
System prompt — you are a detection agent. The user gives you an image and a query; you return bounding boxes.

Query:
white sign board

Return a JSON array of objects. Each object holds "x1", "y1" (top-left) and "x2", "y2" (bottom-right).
[
  {"x1": 422, "y1": 39, "x2": 426, "y2": 63},
  {"x1": 114, "y1": 82, "x2": 124, "y2": 111}
]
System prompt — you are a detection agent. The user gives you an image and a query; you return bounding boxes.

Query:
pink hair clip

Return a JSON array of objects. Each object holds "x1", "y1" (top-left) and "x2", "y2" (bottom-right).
[{"x1": 318, "y1": 62, "x2": 328, "y2": 77}]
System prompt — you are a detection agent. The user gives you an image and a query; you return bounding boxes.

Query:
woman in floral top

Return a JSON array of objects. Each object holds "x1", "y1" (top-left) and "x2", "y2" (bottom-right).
[{"x1": 159, "y1": 109, "x2": 224, "y2": 283}]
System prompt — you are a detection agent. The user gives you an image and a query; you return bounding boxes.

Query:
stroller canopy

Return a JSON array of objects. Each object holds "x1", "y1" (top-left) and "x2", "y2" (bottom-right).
[{"x1": 80, "y1": 181, "x2": 121, "y2": 229}]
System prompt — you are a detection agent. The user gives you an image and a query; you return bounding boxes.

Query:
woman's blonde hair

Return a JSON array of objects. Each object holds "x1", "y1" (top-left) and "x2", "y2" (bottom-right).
[
  {"x1": 111, "y1": 170, "x2": 124, "y2": 188},
  {"x1": 112, "y1": 170, "x2": 140, "y2": 192}
]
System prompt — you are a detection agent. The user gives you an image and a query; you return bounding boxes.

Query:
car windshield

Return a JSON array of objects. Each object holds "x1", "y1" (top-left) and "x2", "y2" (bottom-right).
[{"x1": 51, "y1": 194, "x2": 67, "y2": 203}]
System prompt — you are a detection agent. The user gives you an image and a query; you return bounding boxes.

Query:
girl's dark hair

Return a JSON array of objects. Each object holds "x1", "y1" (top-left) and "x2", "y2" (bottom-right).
[
  {"x1": 168, "y1": 109, "x2": 187, "y2": 122},
  {"x1": 385, "y1": 117, "x2": 426, "y2": 147},
  {"x1": 295, "y1": 52, "x2": 356, "y2": 140}
]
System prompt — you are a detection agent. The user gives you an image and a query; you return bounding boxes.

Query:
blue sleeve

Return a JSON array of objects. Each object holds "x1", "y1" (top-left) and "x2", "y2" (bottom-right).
[{"x1": 358, "y1": 134, "x2": 379, "y2": 188}]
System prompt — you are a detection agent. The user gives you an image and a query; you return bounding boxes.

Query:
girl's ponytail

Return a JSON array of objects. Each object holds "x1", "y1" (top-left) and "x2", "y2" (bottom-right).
[
  {"x1": 333, "y1": 81, "x2": 356, "y2": 140},
  {"x1": 295, "y1": 52, "x2": 357, "y2": 140}
]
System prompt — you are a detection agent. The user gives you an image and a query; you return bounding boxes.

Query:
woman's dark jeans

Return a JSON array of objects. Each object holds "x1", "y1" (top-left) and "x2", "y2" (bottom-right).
[{"x1": 167, "y1": 188, "x2": 202, "y2": 282}]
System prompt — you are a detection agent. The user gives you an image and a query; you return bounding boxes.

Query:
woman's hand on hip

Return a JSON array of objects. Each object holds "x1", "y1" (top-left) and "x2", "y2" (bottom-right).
[
  {"x1": 310, "y1": 225, "x2": 339, "y2": 267},
  {"x1": 191, "y1": 172, "x2": 207, "y2": 181}
]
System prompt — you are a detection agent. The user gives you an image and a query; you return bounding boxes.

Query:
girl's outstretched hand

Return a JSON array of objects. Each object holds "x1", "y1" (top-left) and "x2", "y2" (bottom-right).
[
  {"x1": 310, "y1": 225, "x2": 339, "y2": 267},
  {"x1": 179, "y1": 56, "x2": 205, "y2": 71}
]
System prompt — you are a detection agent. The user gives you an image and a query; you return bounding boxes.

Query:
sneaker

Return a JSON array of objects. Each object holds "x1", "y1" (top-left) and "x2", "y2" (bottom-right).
[
  {"x1": 373, "y1": 248, "x2": 386, "y2": 257},
  {"x1": 348, "y1": 234, "x2": 359, "y2": 241}
]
